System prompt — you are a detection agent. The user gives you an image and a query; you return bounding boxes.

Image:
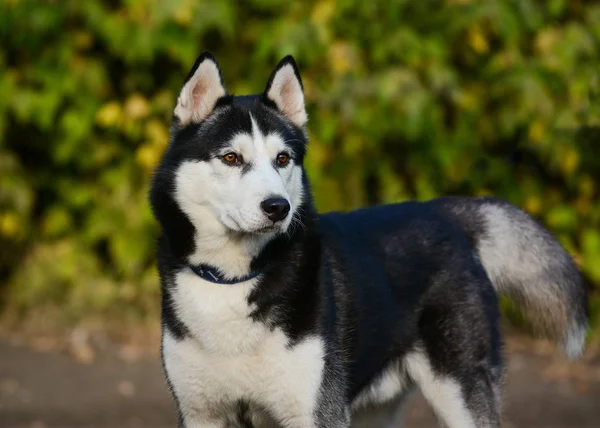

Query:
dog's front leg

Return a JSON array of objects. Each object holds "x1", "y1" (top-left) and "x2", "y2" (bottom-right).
[
  {"x1": 265, "y1": 400, "x2": 350, "y2": 428},
  {"x1": 275, "y1": 413, "x2": 349, "y2": 428},
  {"x1": 179, "y1": 416, "x2": 222, "y2": 428}
]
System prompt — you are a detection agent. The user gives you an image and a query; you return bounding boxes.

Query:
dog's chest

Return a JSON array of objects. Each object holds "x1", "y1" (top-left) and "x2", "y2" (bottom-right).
[
  {"x1": 164, "y1": 269, "x2": 326, "y2": 419},
  {"x1": 171, "y1": 269, "x2": 267, "y2": 353}
]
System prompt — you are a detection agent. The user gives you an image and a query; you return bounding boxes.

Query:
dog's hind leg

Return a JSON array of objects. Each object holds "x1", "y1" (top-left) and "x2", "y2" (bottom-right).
[
  {"x1": 404, "y1": 274, "x2": 504, "y2": 428},
  {"x1": 405, "y1": 349, "x2": 502, "y2": 428}
]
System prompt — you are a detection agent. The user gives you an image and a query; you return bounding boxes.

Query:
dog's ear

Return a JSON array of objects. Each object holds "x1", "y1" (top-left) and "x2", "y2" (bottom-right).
[
  {"x1": 174, "y1": 52, "x2": 227, "y2": 125},
  {"x1": 264, "y1": 56, "x2": 307, "y2": 127}
]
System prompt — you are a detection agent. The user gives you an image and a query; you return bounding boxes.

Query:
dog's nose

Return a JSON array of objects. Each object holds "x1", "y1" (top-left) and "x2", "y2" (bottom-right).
[{"x1": 261, "y1": 197, "x2": 291, "y2": 222}]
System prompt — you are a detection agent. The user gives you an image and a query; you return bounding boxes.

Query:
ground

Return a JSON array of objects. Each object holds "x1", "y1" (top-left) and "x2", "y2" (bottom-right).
[{"x1": 1, "y1": 333, "x2": 599, "y2": 428}]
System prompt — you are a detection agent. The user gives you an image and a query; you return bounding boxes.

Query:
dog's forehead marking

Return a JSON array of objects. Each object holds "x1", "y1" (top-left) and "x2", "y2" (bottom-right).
[
  {"x1": 227, "y1": 113, "x2": 285, "y2": 162},
  {"x1": 250, "y1": 113, "x2": 261, "y2": 146},
  {"x1": 250, "y1": 113, "x2": 268, "y2": 159}
]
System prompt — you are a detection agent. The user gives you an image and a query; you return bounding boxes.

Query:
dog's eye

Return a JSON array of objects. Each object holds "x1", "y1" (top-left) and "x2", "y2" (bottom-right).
[
  {"x1": 223, "y1": 152, "x2": 240, "y2": 164},
  {"x1": 276, "y1": 153, "x2": 290, "y2": 166}
]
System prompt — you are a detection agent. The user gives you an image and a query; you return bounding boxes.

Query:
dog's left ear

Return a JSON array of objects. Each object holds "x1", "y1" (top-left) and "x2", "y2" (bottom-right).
[{"x1": 264, "y1": 56, "x2": 307, "y2": 127}]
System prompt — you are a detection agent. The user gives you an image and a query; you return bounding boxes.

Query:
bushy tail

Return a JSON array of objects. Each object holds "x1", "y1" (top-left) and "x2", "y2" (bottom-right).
[{"x1": 436, "y1": 197, "x2": 589, "y2": 359}]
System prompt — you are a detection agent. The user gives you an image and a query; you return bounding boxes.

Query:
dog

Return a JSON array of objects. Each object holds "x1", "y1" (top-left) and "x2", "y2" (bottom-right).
[{"x1": 149, "y1": 52, "x2": 589, "y2": 428}]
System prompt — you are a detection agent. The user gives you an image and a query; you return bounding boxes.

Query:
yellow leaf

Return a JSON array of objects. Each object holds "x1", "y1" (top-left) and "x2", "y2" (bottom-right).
[
  {"x1": 306, "y1": 136, "x2": 330, "y2": 168},
  {"x1": 468, "y1": 27, "x2": 489, "y2": 54},
  {"x1": 173, "y1": 0, "x2": 194, "y2": 25},
  {"x1": 0, "y1": 212, "x2": 20, "y2": 237},
  {"x1": 145, "y1": 119, "x2": 169, "y2": 147},
  {"x1": 328, "y1": 42, "x2": 353, "y2": 75},
  {"x1": 125, "y1": 94, "x2": 150, "y2": 120},
  {"x1": 456, "y1": 86, "x2": 479, "y2": 111},
  {"x1": 524, "y1": 195, "x2": 543, "y2": 215},
  {"x1": 311, "y1": 0, "x2": 335, "y2": 25},
  {"x1": 136, "y1": 144, "x2": 161, "y2": 170},
  {"x1": 561, "y1": 148, "x2": 580, "y2": 175},
  {"x1": 528, "y1": 120, "x2": 545, "y2": 143},
  {"x1": 96, "y1": 101, "x2": 122, "y2": 127},
  {"x1": 535, "y1": 28, "x2": 559, "y2": 55}
]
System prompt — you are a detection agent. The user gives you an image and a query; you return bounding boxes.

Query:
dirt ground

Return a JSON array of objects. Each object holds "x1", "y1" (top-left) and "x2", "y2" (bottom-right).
[{"x1": 1, "y1": 333, "x2": 599, "y2": 428}]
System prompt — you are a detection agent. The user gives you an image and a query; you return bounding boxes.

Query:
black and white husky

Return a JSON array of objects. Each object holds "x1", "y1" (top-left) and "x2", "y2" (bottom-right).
[{"x1": 150, "y1": 52, "x2": 589, "y2": 428}]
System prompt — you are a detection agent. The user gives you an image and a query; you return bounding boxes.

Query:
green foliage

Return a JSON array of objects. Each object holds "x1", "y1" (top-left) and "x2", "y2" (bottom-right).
[{"x1": 1, "y1": 0, "x2": 599, "y2": 328}]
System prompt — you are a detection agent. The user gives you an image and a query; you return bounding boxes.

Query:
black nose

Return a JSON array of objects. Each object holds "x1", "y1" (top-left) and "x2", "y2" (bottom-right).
[{"x1": 261, "y1": 197, "x2": 291, "y2": 222}]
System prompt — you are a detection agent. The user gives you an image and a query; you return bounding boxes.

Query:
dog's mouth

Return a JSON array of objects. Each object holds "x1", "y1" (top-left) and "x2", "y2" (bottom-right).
[
  {"x1": 254, "y1": 225, "x2": 280, "y2": 234},
  {"x1": 224, "y1": 219, "x2": 283, "y2": 236},
  {"x1": 222, "y1": 211, "x2": 290, "y2": 236}
]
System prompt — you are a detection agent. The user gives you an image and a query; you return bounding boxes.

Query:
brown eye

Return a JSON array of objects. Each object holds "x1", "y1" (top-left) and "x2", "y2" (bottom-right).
[
  {"x1": 223, "y1": 152, "x2": 239, "y2": 164},
  {"x1": 276, "y1": 153, "x2": 290, "y2": 166}
]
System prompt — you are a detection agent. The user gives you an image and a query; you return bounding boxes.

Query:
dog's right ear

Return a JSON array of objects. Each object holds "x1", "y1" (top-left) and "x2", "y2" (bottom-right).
[{"x1": 174, "y1": 52, "x2": 227, "y2": 126}]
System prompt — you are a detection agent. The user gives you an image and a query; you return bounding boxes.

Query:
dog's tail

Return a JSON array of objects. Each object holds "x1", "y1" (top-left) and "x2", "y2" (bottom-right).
[{"x1": 436, "y1": 197, "x2": 589, "y2": 359}]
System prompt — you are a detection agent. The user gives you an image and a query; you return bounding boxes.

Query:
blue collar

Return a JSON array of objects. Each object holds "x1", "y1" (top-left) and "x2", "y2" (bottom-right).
[{"x1": 189, "y1": 264, "x2": 263, "y2": 285}]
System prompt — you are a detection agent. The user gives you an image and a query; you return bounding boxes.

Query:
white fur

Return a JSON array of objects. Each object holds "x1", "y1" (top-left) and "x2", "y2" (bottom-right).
[
  {"x1": 174, "y1": 114, "x2": 304, "y2": 277},
  {"x1": 477, "y1": 203, "x2": 553, "y2": 293},
  {"x1": 405, "y1": 351, "x2": 477, "y2": 428},
  {"x1": 165, "y1": 116, "x2": 318, "y2": 426},
  {"x1": 563, "y1": 322, "x2": 587, "y2": 360},
  {"x1": 351, "y1": 360, "x2": 407, "y2": 410},
  {"x1": 175, "y1": 58, "x2": 226, "y2": 125},
  {"x1": 477, "y1": 203, "x2": 585, "y2": 357},
  {"x1": 350, "y1": 353, "x2": 480, "y2": 428},
  {"x1": 164, "y1": 268, "x2": 325, "y2": 427},
  {"x1": 266, "y1": 64, "x2": 307, "y2": 127}
]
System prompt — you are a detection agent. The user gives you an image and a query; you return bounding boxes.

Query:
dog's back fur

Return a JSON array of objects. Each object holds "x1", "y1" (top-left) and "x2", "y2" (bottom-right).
[{"x1": 150, "y1": 53, "x2": 589, "y2": 428}]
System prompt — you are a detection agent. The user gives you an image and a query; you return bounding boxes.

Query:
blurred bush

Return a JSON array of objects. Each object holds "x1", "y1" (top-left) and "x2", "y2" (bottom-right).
[{"x1": 0, "y1": 0, "x2": 599, "y2": 329}]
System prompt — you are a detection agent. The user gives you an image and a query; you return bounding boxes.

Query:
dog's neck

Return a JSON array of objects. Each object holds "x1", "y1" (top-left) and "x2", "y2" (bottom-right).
[
  {"x1": 187, "y1": 230, "x2": 274, "y2": 278},
  {"x1": 185, "y1": 204, "x2": 316, "y2": 279}
]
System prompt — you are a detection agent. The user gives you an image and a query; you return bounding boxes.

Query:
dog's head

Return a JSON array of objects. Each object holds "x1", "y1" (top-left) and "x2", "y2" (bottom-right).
[{"x1": 151, "y1": 53, "x2": 309, "y2": 257}]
